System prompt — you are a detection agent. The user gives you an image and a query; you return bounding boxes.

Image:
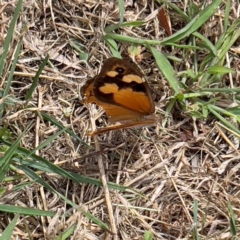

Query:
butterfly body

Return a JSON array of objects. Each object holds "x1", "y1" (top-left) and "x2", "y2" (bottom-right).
[{"x1": 81, "y1": 57, "x2": 155, "y2": 135}]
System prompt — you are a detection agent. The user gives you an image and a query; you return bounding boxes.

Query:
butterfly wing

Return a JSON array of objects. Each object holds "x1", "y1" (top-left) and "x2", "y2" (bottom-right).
[
  {"x1": 87, "y1": 117, "x2": 156, "y2": 136},
  {"x1": 81, "y1": 77, "x2": 146, "y2": 122},
  {"x1": 92, "y1": 58, "x2": 155, "y2": 120},
  {"x1": 81, "y1": 57, "x2": 155, "y2": 124}
]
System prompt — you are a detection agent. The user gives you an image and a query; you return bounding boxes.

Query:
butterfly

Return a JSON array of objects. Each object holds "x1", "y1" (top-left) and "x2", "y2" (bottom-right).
[{"x1": 81, "y1": 57, "x2": 155, "y2": 135}]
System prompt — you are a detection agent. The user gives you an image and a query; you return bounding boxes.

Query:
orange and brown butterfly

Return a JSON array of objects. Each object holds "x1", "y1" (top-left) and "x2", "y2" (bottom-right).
[{"x1": 81, "y1": 57, "x2": 156, "y2": 135}]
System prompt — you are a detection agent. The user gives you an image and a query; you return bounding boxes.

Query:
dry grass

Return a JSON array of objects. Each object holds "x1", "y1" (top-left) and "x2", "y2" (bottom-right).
[{"x1": 0, "y1": 0, "x2": 240, "y2": 239}]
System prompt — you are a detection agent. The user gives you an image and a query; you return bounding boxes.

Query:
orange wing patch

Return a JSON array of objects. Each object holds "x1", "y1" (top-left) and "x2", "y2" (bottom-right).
[
  {"x1": 122, "y1": 74, "x2": 144, "y2": 83},
  {"x1": 113, "y1": 88, "x2": 152, "y2": 113},
  {"x1": 99, "y1": 83, "x2": 152, "y2": 114},
  {"x1": 106, "y1": 71, "x2": 118, "y2": 77},
  {"x1": 83, "y1": 82, "x2": 145, "y2": 122}
]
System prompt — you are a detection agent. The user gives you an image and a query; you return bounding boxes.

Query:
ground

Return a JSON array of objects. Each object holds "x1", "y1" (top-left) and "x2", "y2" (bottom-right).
[{"x1": 0, "y1": 0, "x2": 240, "y2": 239}]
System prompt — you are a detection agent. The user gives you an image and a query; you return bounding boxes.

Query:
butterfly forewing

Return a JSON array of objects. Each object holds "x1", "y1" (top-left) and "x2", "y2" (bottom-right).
[{"x1": 92, "y1": 58, "x2": 154, "y2": 115}]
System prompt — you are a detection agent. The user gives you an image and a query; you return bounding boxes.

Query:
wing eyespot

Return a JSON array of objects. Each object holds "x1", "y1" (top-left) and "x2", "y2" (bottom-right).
[{"x1": 115, "y1": 67, "x2": 125, "y2": 74}]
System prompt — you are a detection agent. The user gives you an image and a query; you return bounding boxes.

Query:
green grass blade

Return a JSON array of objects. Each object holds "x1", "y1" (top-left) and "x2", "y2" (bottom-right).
[
  {"x1": 193, "y1": 200, "x2": 198, "y2": 223},
  {"x1": 40, "y1": 112, "x2": 91, "y2": 147},
  {"x1": 0, "y1": 214, "x2": 19, "y2": 240},
  {"x1": 192, "y1": 32, "x2": 217, "y2": 55},
  {"x1": 207, "y1": 66, "x2": 235, "y2": 74},
  {"x1": 19, "y1": 165, "x2": 78, "y2": 207},
  {"x1": 162, "y1": 43, "x2": 202, "y2": 50},
  {"x1": 105, "y1": 38, "x2": 122, "y2": 58},
  {"x1": 223, "y1": 0, "x2": 231, "y2": 32},
  {"x1": 15, "y1": 157, "x2": 127, "y2": 192},
  {"x1": 228, "y1": 201, "x2": 236, "y2": 236},
  {"x1": 192, "y1": 200, "x2": 200, "y2": 240},
  {"x1": 1, "y1": 39, "x2": 22, "y2": 118},
  {"x1": 162, "y1": 1, "x2": 189, "y2": 22},
  {"x1": 105, "y1": 21, "x2": 145, "y2": 33},
  {"x1": 105, "y1": 0, "x2": 221, "y2": 48},
  {"x1": 104, "y1": 33, "x2": 162, "y2": 45},
  {"x1": 104, "y1": 0, "x2": 124, "y2": 32},
  {"x1": 16, "y1": 154, "x2": 84, "y2": 186},
  {"x1": 83, "y1": 212, "x2": 109, "y2": 231},
  {"x1": 207, "y1": 105, "x2": 240, "y2": 135},
  {"x1": 183, "y1": 92, "x2": 213, "y2": 99},
  {"x1": 162, "y1": 97, "x2": 176, "y2": 127},
  {"x1": 0, "y1": 0, "x2": 22, "y2": 76},
  {"x1": 0, "y1": 137, "x2": 127, "y2": 192},
  {"x1": 0, "y1": 139, "x2": 85, "y2": 187},
  {"x1": 121, "y1": 21, "x2": 145, "y2": 27},
  {"x1": 0, "y1": 122, "x2": 32, "y2": 182},
  {"x1": 118, "y1": 0, "x2": 124, "y2": 24},
  {"x1": 200, "y1": 88, "x2": 240, "y2": 94},
  {"x1": 54, "y1": 224, "x2": 77, "y2": 240},
  {"x1": 104, "y1": 24, "x2": 121, "y2": 33},
  {"x1": 0, "y1": 205, "x2": 54, "y2": 216},
  {"x1": 217, "y1": 20, "x2": 240, "y2": 61},
  {"x1": 26, "y1": 127, "x2": 67, "y2": 158},
  {"x1": 3, "y1": 39, "x2": 22, "y2": 97},
  {"x1": 160, "y1": 0, "x2": 222, "y2": 44},
  {"x1": 20, "y1": 167, "x2": 109, "y2": 231},
  {"x1": 199, "y1": 19, "x2": 240, "y2": 86},
  {"x1": 70, "y1": 172, "x2": 127, "y2": 191},
  {"x1": 143, "y1": 231, "x2": 153, "y2": 240},
  {"x1": 147, "y1": 45, "x2": 179, "y2": 94},
  {"x1": 69, "y1": 39, "x2": 88, "y2": 61},
  {"x1": 25, "y1": 55, "x2": 49, "y2": 100}
]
